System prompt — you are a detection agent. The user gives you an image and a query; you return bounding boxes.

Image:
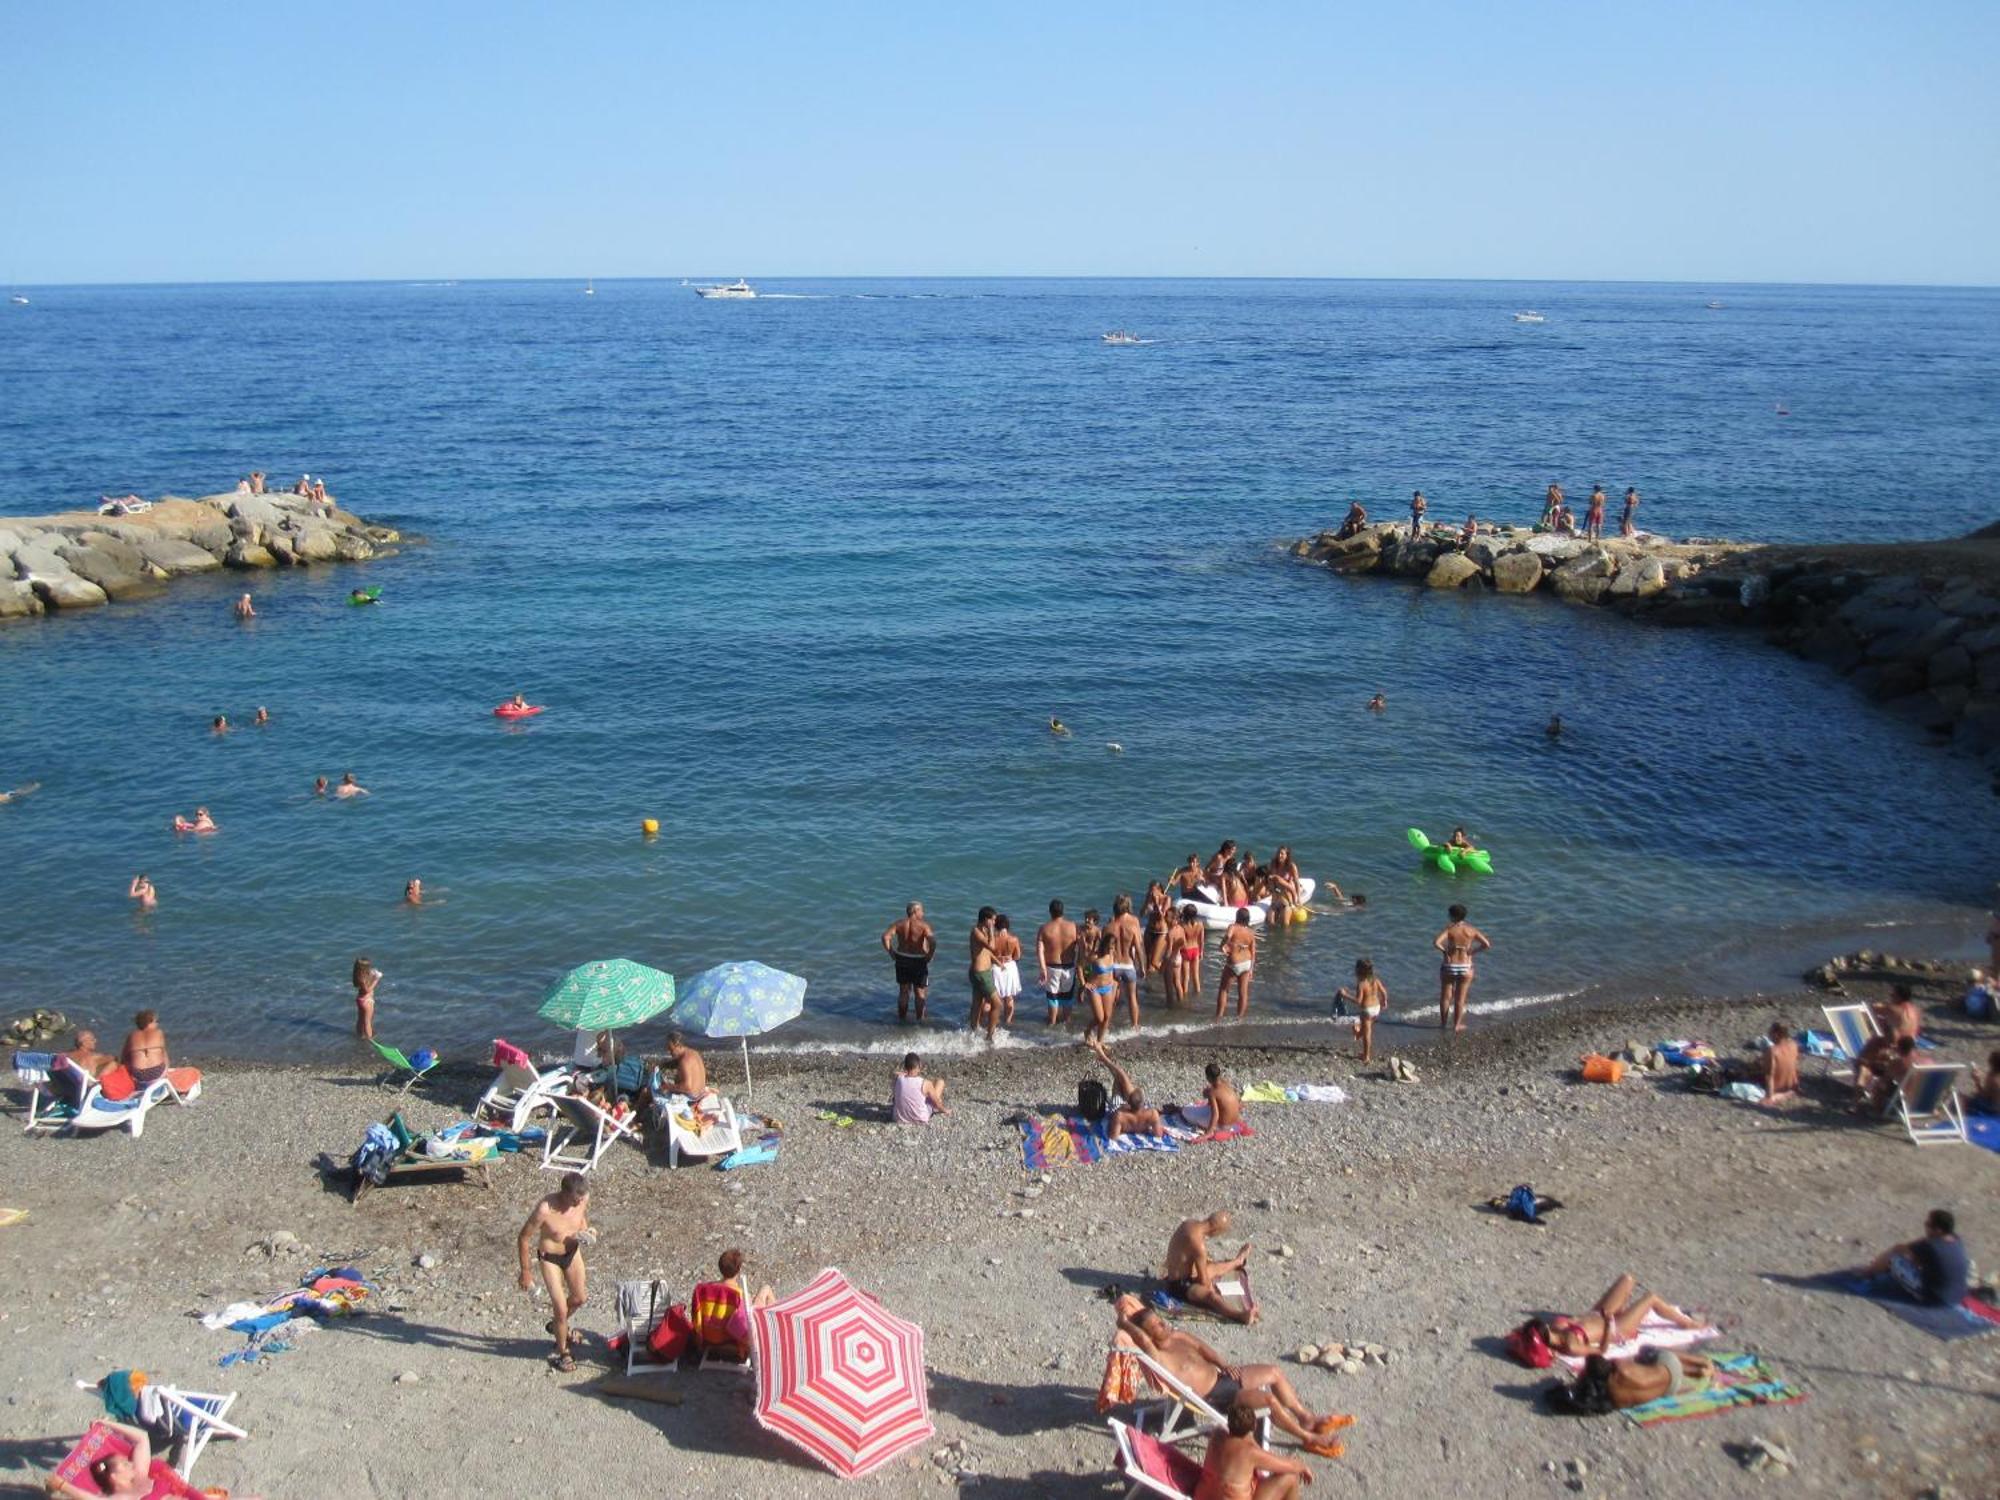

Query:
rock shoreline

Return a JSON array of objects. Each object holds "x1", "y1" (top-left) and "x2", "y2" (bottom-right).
[
  {"x1": 1294, "y1": 520, "x2": 2000, "y2": 780},
  {"x1": 0, "y1": 489, "x2": 400, "y2": 621}
]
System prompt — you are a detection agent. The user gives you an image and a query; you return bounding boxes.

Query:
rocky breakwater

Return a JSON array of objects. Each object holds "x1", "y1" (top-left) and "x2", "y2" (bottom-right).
[
  {"x1": 0, "y1": 490, "x2": 399, "y2": 621},
  {"x1": 1293, "y1": 520, "x2": 2000, "y2": 779}
]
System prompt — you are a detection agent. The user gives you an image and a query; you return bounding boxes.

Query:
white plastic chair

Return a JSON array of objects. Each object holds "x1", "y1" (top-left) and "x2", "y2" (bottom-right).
[
  {"x1": 661, "y1": 1094, "x2": 742, "y2": 1168},
  {"x1": 1821, "y1": 1003, "x2": 1879, "y2": 1082},
  {"x1": 540, "y1": 1094, "x2": 641, "y2": 1173},
  {"x1": 1898, "y1": 1063, "x2": 1970, "y2": 1146},
  {"x1": 476, "y1": 1055, "x2": 573, "y2": 1131}
]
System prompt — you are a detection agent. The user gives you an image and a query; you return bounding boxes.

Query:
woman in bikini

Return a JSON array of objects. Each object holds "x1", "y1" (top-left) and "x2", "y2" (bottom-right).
[
  {"x1": 1085, "y1": 931, "x2": 1118, "y2": 1043},
  {"x1": 352, "y1": 956, "x2": 381, "y2": 1040},
  {"x1": 1142, "y1": 880, "x2": 1174, "y2": 978},
  {"x1": 1214, "y1": 910, "x2": 1257, "y2": 1019},
  {"x1": 990, "y1": 914, "x2": 1023, "y2": 1030},
  {"x1": 1528, "y1": 1273, "x2": 1707, "y2": 1359},
  {"x1": 1337, "y1": 957, "x2": 1387, "y2": 1062},
  {"x1": 120, "y1": 1011, "x2": 169, "y2": 1086},
  {"x1": 1178, "y1": 904, "x2": 1206, "y2": 1002},
  {"x1": 1267, "y1": 845, "x2": 1302, "y2": 921}
]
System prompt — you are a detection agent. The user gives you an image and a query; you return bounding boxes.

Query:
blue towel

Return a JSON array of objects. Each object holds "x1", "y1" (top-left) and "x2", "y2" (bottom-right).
[
  {"x1": 717, "y1": 1142, "x2": 778, "y2": 1171},
  {"x1": 13, "y1": 1050, "x2": 54, "y2": 1072}
]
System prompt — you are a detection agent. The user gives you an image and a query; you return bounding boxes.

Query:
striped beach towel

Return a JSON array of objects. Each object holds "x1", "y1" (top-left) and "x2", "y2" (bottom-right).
[
  {"x1": 1019, "y1": 1114, "x2": 1179, "y2": 1169},
  {"x1": 1622, "y1": 1352, "x2": 1806, "y2": 1427}
]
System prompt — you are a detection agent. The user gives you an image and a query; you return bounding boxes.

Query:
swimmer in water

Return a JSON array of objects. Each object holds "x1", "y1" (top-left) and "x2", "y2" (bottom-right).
[
  {"x1": 313, "y1": 776, "x2": 329, "y2": 797},
  {"x1": 1367, "y1": 694, "x2": 1386, "y2": 713},
  {"x1": 335, "y1": 771, "x2": 368, "y2": 798},
  {"x1": 0, "y1": 781, "x2": 40, "y2": 805},
  {"x1": 1546, "y1": 714, "x2": 1564, "y2": 740},
  {"x1": 510, "y1": 692, "x2": 530, "y2": 710},
  {"x1": 233, "y1": 593, "x2": 255, "y2": 620},
  {"x1": 254, "y1": 706, "x2": 270, "y2": 727},
  {"x1": 1447, "y1": 826, "x2": 1476, "y2": 852},
  {"x1": 349, "y1": 588, "x2": 372, "y2": 603},
  {"x1": 211, "y1": 714, "x2": 229, "y2": 734},
  {"x1": 404, "y1": 878, "x2": 423, "y2": 905},
  {"x1": 128, "y1": 873, "x2": 157, "y2": 910},
  {"x1": 1049, "y1": 716, "x2": 1071, "y2": 737}
]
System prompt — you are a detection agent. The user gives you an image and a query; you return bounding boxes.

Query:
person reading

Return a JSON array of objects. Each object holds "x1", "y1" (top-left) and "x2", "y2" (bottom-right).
[{"x1": 1162, "y1": 1211, "x2": 1257, "y2": 1324}]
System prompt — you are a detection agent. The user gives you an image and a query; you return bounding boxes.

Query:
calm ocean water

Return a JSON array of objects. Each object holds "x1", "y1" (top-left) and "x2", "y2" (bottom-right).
[{"x1": 3, "y1": 278, "x2": 1998, "y2": 1063}]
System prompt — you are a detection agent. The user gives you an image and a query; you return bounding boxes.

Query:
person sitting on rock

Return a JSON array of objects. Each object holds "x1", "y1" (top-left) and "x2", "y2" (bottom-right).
[
  {"x1": 1336, "y1": 501, "x2": 1368, "y2": 540},
  {"x1": 1116, "y1": 1296, "x2": 1347, "y2": 1458},
  {"x1": 1162, "y1": 1211, "x2": 1257, "y2": 1324}
]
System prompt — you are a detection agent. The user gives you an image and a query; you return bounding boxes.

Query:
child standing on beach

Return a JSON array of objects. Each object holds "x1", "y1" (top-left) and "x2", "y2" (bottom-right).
[{"x1": 1338, "y1": 957, "x2": 1387, "y2": 1062}]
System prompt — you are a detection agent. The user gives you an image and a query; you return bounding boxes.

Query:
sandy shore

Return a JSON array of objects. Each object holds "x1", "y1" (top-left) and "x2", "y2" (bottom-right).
[{"x1": 1, "y1": 976, "x2": 1994, "y2": 1499}]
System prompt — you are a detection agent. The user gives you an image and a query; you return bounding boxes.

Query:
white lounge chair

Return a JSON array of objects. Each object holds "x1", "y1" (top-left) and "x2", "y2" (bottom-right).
[
  {"x1": 613, "y1": 1279, "x2": 677, "y2": 1377},
  {"x1": 540, "y1": 1093, "x2": 641, "y2": 1174},
  {"x1": 68, "y1": 1078, "x2": 178, "y2": 1137},
  {"x1": 14, "y1": 1051, "x2": 87, "y2": 1134},
  {"x1": 1109, "y1": 1416, "x2": 1203, "y2": 1500},
  {"x1": 1821, "y1": 1003, "x2": 1879, "y2": 1082},
  {"x1": 476, "y1": 1048, "x2": 573, "y2": 1131},
  {"x1": 72, "y1": 1380, "x2": 244, "y2": 1481},
  {"x1": 1129, "y1": 1349, "x2": 1269, "y2": 1445},
  {"x1": 1898, "y1": 1063, "x2": 1970, "y2": 1146},
  {"x1": 660, "y1": 1093, "x2": 742, "y2": 1168}
]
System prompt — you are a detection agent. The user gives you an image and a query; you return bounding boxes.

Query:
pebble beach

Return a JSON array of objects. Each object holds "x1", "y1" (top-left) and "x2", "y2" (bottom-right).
[{"x1": 3, "y1": 972, "x2": 1994, "y2": 1499}]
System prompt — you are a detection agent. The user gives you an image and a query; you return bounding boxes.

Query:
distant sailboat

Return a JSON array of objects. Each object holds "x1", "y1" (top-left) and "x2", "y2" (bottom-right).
[
  {"x1": 1775, "y1": 402, "x2": 1790, "y2": 417},
  {"x1": 584, "y1": 280, "x2": 595, "y2": 296}
]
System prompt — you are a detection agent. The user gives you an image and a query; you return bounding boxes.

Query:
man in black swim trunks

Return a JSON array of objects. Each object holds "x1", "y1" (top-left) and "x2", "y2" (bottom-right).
[
  {"x1": 882, "y1": 901, "x2": 936, "y2": 1023},
  {"x1": 518, "y1": 1171, "x2": 593, "y2": 1371}
]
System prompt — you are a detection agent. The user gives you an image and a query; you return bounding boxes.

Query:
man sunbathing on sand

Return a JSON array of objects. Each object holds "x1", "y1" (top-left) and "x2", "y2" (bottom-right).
[
  {"x1": 1085, "y1": 1037, "x2": 1165, "y2": 1137},
  {"x1": 1526, "y1": 1272, "x2": 1705, "y2": 1357},
  {"x1": 1198, "y1": 1401, "x2": 1322, "y2": 1498},
  {"x1": 1163, "y1": 1211, "x2": 1257, "y2": 1324},
  {"x1": 1116, "y1": 1296, "x2": 1346, "y2": 1456}
]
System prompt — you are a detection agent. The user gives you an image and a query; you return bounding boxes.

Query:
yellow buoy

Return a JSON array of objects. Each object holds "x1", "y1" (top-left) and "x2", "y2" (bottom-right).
[
  {"x1": 640, "y1": 818, "x2": 659, "y2": 836},
  {"x1": 1290, "y1": 906, "x2": 1310, "y2": 924}
]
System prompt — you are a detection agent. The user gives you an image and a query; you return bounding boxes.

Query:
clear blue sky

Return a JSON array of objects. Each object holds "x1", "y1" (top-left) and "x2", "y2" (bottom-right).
[{"x1": 4, "y1": 1, "x2": 1994, "y2": 285}]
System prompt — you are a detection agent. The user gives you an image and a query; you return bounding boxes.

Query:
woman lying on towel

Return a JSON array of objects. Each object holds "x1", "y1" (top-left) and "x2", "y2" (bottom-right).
[
  {"x1": 1523, "y1": 1273, "x2": 1707, "y2": 1359},
  {"x1": 1543, "y1": 1315, "x2": 1716, "y2": 1415}
]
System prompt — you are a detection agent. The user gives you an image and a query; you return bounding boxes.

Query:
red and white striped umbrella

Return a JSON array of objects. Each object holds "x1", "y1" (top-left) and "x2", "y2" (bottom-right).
[{"x1": 750, "y1": 1268, "x2": 933, "y2": 1479}]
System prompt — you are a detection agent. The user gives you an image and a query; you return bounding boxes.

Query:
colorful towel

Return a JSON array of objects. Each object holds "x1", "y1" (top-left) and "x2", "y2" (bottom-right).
[
  {"x1": 717, "y1": 1141, "x2": 778, "y2": 1170},
  {"x1": 1241, "y1": 1081, "x2": 1289, "y2": 1105},
  {"x1": 1825, "y1": 1273, "x2": 2000, "y2": 1342},
  {"x1": 1621, "y1": 1352, "x2": 1805, "y2": 1427},
  {"x1": 1019, "y1": 1114, "x2": 1179, "y2": 1168},
  {"x1": 1555, "y1": 1310, "x2": 1719, "y2": 1371}
]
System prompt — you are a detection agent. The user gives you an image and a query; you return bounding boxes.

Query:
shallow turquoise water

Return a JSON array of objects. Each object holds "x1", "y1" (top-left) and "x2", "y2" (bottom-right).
[{"x1": 2, "y1": 278, "x2": 1996, "y2": 1060}]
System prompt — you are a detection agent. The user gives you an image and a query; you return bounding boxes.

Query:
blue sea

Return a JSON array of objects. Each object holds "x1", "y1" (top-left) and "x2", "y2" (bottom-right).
[{"x1": 3, "y1": 278, "x2": 1998, "y2": 1063}]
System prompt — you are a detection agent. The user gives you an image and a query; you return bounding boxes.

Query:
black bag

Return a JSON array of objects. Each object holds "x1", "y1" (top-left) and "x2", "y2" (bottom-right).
[{"x1": 1077, "y1": 1078, "x2": 1108, "y2": 1120}]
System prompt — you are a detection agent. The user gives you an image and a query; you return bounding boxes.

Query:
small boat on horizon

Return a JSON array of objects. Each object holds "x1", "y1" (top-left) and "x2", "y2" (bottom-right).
[
  {"x1": 8, "y1": 294, "x2": 26, "y2": 306},
  {"x1": 1101, "y1": 330, "x2": 1145, "y2": 345},
  {"x1": 693, "y1": 279, "x2": 757, "y2": 300},
  {"x1": 585, "y1": 280, "x2": 595, "y2": 296},
  {"x1": 1512, "y1": 311, "x2": 1545, "y2": 324},
  {"x1": 1706, "y1": 300, "x2": 1724, "y2": 309}
]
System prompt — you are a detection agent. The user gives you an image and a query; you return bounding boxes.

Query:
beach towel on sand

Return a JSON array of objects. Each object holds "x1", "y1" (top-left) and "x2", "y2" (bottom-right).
[
  {"x1": 1555, "y1": 1310, "x2": 1719, "y2": 1371},
  {"x1": 1810, "y1": 1272, "x2": 2000, "y2": 1342},
  {"x1": 1620, "y1": 1352, "x2": 1805, "y2": 1427},
  {"x1": 1966, "y1": 1113, "x2": 2000, "y2": 1158},
  {"x1": 1019, "y1": 1114, "x2": 1180, "y2": 1169}
]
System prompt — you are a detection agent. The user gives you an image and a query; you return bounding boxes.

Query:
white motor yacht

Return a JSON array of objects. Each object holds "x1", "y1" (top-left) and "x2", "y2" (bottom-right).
[
  {"x1": 1512, "y1": 311, "x2": 1545, "y2": 323},
  {"x1": 693, "y1": 279, "x2": 757, "y2": 300},
  {"x1": 1101, "y1": 330, "x2": 1144, "y2": 345}
]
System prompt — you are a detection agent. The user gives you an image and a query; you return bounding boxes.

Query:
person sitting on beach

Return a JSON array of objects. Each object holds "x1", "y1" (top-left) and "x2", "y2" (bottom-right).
[
  {"x1": 1198, "y1": 1062, "x2": 1244, "y2": 1131},
  {"x1": 1862, "y1": 1036, "x2": 1919, "y2": 1113},
  {"x1": 120, "y1": 1010, "x2": 169, "y2": 1087},
  {"x1": 1084, "y1": 1037, "x2": 1164, "y2": 1137},
  {"x1": 1366, "y1": 693, "x2": 1385, "y2": 712},
  {"x1": 232, "y1": 593, "x2": 255, "y2": 621},
  {"x1": 892, "y1": 1052, "x2": 948, "y2": 1124},
  {"x1": 1115, "y1": 1296, "x2": 1346, "y2": 1458},
  {"x1": 62, "y1": 1029, "x2": 114, "y2": 1082},
  {"x1": 517, "y1": 1171, "x2": 592, "y2": 1372},
  {"x1": 663, "y1": 1032, "x2": 708, "y2": 1098},
  {"x1": 46, "y1": 1417, "x2": 160, "y2": 1499},
  {"x1": 1163, "y1": 1211, "x2": 1257, "y2": 1325},
  {"x1": 1199, "y1": 1400, "x2": 1326, "y2": 1495},
  {"x1": 127, "y1": 873, "x2": 156, "y2": 911},
  {"x1": 1524, "y1": 1272, "x2": 1705, "y2": 1358},
  {"x1": 335, "y1": 771, "x2": 368, "y2": 798},
  {"x1": 1336, "y1": 500, "x2": 1368, "y2": 540},
  {"x1": 706, "y1": 1248, "x2": 777, "y2": 1362},
  {"x1": 352, "y1": 957, "x2": 380, "y2": 1040},
  {"x1": 883, "y1": 900, "x2": 936, "y2": 1024},
  {"x1": 1874, "y1": 983, "x2": 1922, "y2": 1043},
  {"x1": 1337, "y1": 957, "x2": 1386, "y2": 1062},
  {"x1": 1757, "y1": 1022, "x2": 1800, "y2": 1104},
  {"x1": 1856, "y1": 1209, "x2": 1971, "y2": 1308},
  {"x1": 1975, "y1": 1050, "x2": 2000, "y2": 1114},
  {"x1": 1215, "y1": 909, "x2": 1257, "y2": 1019}
]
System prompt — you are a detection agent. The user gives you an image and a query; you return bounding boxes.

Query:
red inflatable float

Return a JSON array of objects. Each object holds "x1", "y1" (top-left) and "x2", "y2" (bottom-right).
[{"x1": 493, "y1": 703, "x2": 544, "y2": 719}]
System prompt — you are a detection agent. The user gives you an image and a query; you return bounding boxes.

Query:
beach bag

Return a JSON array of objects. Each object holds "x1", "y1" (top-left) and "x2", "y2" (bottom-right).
[
  {"x1": 1579, "y1": 1054, "x2": 1624, "y2": 1085},
  {"x1": 647, "y1": 1305, "x2": 692, "y2": 1362},
  {"x1": 1077, "y1": 1078, "x2": 1108, "y2": 1120},
  {"x1": 1505, "y1": 1185, "x2": 1541, "y2": 1225},
  {"x1": 1505, "y1": 1320, "x2": 1553, "y2": 1369},
  {"x1": 97, "y1": 1064, "x2": 137, "y2": 1101}
]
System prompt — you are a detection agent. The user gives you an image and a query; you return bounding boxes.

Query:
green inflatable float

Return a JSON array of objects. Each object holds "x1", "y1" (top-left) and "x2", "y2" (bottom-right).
[
  {"x1": 1406, "y1": 827, "x2": 1493, "y2": 876},
  {"x1": 347, "y1": 585, "x2": 382, "y2": 606}
]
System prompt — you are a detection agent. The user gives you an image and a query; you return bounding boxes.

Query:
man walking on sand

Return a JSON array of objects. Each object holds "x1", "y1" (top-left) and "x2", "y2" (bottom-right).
[
  {"x1": 882, "y1": 901, "x2": 936, "y2": 1023},
  {"x1": 1433, "y1": 902, "x2": 1492, "y2": 1033},
  {"x1": 518, "y1": 1171, "x2": 593, "y2": 1372},
  {"x1": 1037, "y1": 898, "x2": 1078, "y2": 1027}
]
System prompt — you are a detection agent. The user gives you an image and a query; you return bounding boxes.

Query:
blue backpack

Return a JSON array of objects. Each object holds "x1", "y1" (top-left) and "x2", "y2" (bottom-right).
[{"x1": 1505, "y1": 1184, "x2": 1541, "y2": 1224}]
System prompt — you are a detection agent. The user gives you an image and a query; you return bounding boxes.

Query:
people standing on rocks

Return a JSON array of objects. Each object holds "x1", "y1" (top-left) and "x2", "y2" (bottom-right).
[
  {"x1": 883, "y1": 901, "x2": 936, "y2": 1023},
  {"x1": 517, "y1": 1171, "x2": 593, "y2": 1373},
  {"x1": 249, "y1": 471, "x2": 266, "y2": 495},
  {"x1": 1162, "y1": 1210, "x2": 1258, "y2": 1324},
  {"x1": 1336, "y1": 500, "x2": 1368, "y2": 539},
  {"x1": 1620, "y1": 487, "x2": 1640, "y2": 537},
  {"x1": 120, "y1": 1010, "x2": 169, "y2": 1086},
  {"x1": 891, "y1": 1052, "x2": 949, "y2": 1124},
  {"x1": 1108, "y1": 894, "x2": 1145, "y2": 1031},
  {"x1": 127, "y1": 873, "x2": 156, "y2": 911},
  {"x1": 352, "y1": 957, "x2": 381, "y2": 1039},
  {"x1": 1541, "y1": 481, "x2": 1564, "y2": 527},
  {"x1": 991, "y1": 913, "x2": 1023, "y2": 1029},
  {"x1": 335, "y1": 771, "x2": 368, "y2": 798},
  {"x1": 1036, "y1": 898, "x2": 1077, "y2": 1027},
  {"x1": 968, "y1": 906, "x2": 1000, "y2": 1041},
  {"x1": 1409, "y1": 490, "x2": 1427, "y2": 537},
  {"x1": 1215, "y1": 908, "x2": 1257, "y2": 1019},
  {"x1": 1338, "y1": 957, "x2": 1387, "y2": 1061},
  {"x1": 1433, "y1": 902, "x2": 1491, "y2": 1033},
  {"x1": 233, "y1": 593, "x2": 255, "y2": 621},
  {"x1": 1584, "y1": 484, "x2": 1607, "y2": 540}
]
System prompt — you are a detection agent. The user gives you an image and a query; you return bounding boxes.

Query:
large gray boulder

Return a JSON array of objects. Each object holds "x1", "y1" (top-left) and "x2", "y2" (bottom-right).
[
  {"x1": 334, "y1": 533, "x2": 376, "y2": 562},
  {"x1": 227, "y1": 494, "x2": 292, "y2": 537},
  {"x1": 11, "y1": 538, "x2": 108, "y2": 608},
  {"x1": 134, "y1": 534, "x2": 223, "y2": 575},
  {"x1": 1524, "y1": 535, "x2": 1587, "y2": 562},
  {"x1": 1425, "y1": 553, "x2": 1482, "y2": 589},
  {"x1": 56, "y1": 531, "x2": 150, "y2": 598},
  {"x1": 1608, "y1": 556, "x2": 1669, "y2": 599},
  {"x1": 1491, "y1": 550, "x2": 1543, "y2": 594},
  {"x1": 0, "y1": 578, "x2": 42, "y2": 617},
  {"x1": 286, "y1": 521, "x2": 341, "y2": 563},
  {"x1": 226, "y1": 538, "x2": 276, "y2": 568},
  {"x1": 1465, "y1": 538, "x2": 1500, "y2": 570}
]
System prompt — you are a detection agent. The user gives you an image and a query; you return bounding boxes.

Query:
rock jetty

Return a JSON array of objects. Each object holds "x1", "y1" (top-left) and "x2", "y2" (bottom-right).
[
  {"x1": 1294, "y1": 520, "x2": 2000, "y2": 778},
  {"x1": 0, "y1": 490, "x2": 398, "y2": 620}
]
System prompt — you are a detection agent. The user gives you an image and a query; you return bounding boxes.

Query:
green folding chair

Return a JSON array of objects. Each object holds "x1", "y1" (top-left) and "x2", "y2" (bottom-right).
[{"x1": 371, "y1": 1041, "x2": 437, "y2": 1096}]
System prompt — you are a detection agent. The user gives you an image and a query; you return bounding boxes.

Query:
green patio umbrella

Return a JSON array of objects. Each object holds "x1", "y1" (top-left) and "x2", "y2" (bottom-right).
[{"x1": 537, "y1": 958, "x2": 678, "y2": 1035}]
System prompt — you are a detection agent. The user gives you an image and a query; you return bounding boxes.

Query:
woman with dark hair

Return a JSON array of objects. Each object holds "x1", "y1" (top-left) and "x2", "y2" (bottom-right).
[
  {"x1": 1523, "y1": 1273, "x2": 1705, "y2": 1359},
  {"x1": 120, "y1": 1012, "x2": 168, "y2": 1086}
]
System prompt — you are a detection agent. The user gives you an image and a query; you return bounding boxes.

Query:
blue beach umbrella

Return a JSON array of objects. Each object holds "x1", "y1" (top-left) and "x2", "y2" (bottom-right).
[{"x1": 675, "y1": 961, "x2": 806, "y2": 1098}]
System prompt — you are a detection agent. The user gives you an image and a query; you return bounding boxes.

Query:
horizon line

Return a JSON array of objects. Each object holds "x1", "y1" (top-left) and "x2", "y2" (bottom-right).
[{"x1": 8, "y1": 273, "x2": 1998, "y2": 293}]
